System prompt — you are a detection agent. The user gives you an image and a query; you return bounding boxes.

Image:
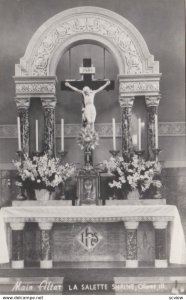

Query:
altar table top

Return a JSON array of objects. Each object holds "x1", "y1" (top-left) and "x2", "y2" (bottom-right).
[{"x1": 0, "y1": 205, "x2": 186, "y2": 265}]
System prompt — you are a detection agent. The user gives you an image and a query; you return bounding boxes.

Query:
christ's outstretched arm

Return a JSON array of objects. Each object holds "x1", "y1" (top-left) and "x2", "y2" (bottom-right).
[
  {"x1": 94, "y1": 80, "x2": 110, "y2": 93},
  {"x1": 65, "y1": 82, "x2": 83, "y2": 94}
]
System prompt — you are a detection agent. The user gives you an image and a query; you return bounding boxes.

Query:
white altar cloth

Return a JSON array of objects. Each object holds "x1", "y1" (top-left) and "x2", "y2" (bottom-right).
[{"x1": 0, "y1": 205, "x2": 186, "y2": 265}]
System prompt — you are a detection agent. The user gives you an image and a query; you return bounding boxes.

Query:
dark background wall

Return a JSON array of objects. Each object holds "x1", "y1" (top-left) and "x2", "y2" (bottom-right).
[{"x1": 0, "y1": 0, "x2": 185, "y2": 164}]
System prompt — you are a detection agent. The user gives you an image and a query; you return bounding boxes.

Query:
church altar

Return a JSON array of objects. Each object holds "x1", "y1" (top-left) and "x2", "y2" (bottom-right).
[
  {"x1": 0, "y1": 204, "x2": 186, "y2": 269},
  {"x1": 1, "y1": 5, "x2": 184, "y2": 281}
]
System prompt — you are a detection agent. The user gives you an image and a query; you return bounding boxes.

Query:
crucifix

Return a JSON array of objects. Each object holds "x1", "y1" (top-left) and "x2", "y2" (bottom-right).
[{"x1": 61, "y1": 58, "x2": 114, "y2": 128}]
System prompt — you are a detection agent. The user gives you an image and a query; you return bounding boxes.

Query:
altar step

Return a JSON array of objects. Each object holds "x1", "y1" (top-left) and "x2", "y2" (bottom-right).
[
  {"x1": 1, "y1": 261, "x2": 186, "y2": 271},
  {"x1": 1, "y1": 262, "x2": 186, "y2": 272}
]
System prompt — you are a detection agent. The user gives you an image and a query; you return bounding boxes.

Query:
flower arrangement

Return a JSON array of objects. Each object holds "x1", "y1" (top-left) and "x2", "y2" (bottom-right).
[
  {"x1": 77, "y1": 127, "x2": 99, "y2": 151},
  {"x1": 102, "y1": 154, "x2": 162, "y2": 196},
  {"x1": 13, "y1": 154, "x2": 76, "y2": 191}
]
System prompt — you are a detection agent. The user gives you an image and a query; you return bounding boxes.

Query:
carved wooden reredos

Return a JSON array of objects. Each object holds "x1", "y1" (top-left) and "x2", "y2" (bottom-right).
[{"x1": 14, "y1": 6, "x2": 161, "y2": 158}]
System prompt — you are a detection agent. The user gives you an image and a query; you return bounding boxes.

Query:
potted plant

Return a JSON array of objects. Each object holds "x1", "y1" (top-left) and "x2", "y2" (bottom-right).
[
  {"x1": 102, "y1": 154, "x2": 162, "y2": 199},
  {"x1": 13, "y1": 154, "x2": 76, "y2": 201}
]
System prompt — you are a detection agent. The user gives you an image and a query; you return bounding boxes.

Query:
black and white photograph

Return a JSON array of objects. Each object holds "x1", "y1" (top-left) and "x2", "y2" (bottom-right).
[{"x1": 0, "y1": 0, "x2": 185, "y2": 297}]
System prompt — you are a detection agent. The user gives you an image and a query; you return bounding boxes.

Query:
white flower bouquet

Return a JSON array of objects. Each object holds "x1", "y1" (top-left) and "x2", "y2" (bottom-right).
[
  {"x1": 13, "y1": 154, "x2": 76, "y2": 191},
  {"x1": 102, "y1": 154, "x2": 162, "y2": 196}
]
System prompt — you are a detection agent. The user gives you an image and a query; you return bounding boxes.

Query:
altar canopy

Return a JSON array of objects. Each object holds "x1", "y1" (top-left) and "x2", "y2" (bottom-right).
[
  {"x1": 14, "y1": 6, "x2": 161, "y2": 159},
  {"x1": 0, "y1": 205, "x2": 186, "y2": 265}
]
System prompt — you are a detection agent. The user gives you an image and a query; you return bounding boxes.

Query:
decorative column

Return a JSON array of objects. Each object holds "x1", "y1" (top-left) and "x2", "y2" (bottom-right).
[
  {"x1": 15, "y1": 98, "x2": 30, "y2": 155},
  {"x1": 10, "y1": 222, "x2": 25, "y2": 269},
  {"x1": 119, "y1": 97, "x2": 135, "y2": 159},
  {"x1": 41, "y1": 98, "x2": 57, "y2": 157},
  {"x1": 124, "y1": 221, "x2": 139, "y2": 268},
  {"x1": 38, "y1": 222, "x2": 53, "y2": 269},
  {"x1": 153, "y1": 221, "x2": 168, "y2": 268},
  {"x1": 145, "y1": 95, "x2": 161, "y2": 160}
]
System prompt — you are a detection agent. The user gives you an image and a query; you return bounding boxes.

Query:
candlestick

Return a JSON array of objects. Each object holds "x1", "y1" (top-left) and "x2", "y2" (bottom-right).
[
  {"x1": 58, "y1": 150, "x2": 68, "y2": 200},
  {"x1": 109, "y1": 150, "x2": 120, "y2": 158},
  {"x1": 155, "y1": 114, "x2": 158, "y2": 148},
  {"x1": 35, "y1": 120, "x2": 39, "y2": 152},
  {"x1": 152, "y1": 148, "x2": 162, "y2": 162},
  {"x1": 61, "y1": 118, "x2": 64, "y2": 152},
  {"x1": 132, "y1": 134, "x2": 138, "y2": 146},
  {"x1": 16, "y1": 150, "x2": 24, "y2": 160},
  {"x1": 112, "y1": 118, "x2": 116, "y2": 151},
  {"x1": 58, "y1": 150, "x2": 68, "y2": 161},
  {"x1": 138, "y1": 118, "x2": 141, "y2": 151},
  {"x1": 135, "y1": 150, "x2": 145, "y2": 159},
  {"x1": 17, "y1": 117, "x2": 21, "y2": 151},
  {"x1": 33, "y1": 151, "x2": 41, "y2": 157}
]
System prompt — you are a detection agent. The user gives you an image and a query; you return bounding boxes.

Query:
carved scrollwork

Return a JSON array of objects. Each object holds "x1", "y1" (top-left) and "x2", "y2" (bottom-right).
[
  {"x1": 16, "y1": 83, "x2": 55, "y2": 94},
  {"x1": 5, "y1": 216, "x2": 173, "y2": 223},
  {"x1": 15, "y1": 98, "x2": 30, "y2": 109},
  {"x1": 120, "y1": 82, "x2": 160, "y2": 93},
  {"x1": 18, "y1": 108, "x2": 30, "y2": 155},
  {"x1": 31, "y1": 15, "x2": 142, "y2": 76},
  {"x1": 40, "y1": 230, "x2": 52, "y2": 260},
  {"x1": 119, "y1": 97, "x2": 134, "y2": 108},
  {"x1": 121, "y1": 105, "x2": 133, "y2": 157},
  {"x1": 42, "y1": 105, "x2": 55, "y2": 156},
  {"x1": 146, "y1": 106, "x2": 158, "y2": 160},
  {"x1": 41, "y1": 97, "x2": 57, "y2": 109},
  {"x1": 145, "y1": 95, "x2": 161, "y2": 107},
  {"x1": 126, "y1": 229, "x2": 138, "y2": 260}
]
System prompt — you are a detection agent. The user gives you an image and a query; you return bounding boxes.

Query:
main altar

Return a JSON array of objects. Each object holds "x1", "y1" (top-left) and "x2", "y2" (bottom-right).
[
  {"x1": 1, "y1": 204, "x2": 186, "y2": 269},
  {"x1": 1, "y1": 7, "x2": 186, "y2": 275}
]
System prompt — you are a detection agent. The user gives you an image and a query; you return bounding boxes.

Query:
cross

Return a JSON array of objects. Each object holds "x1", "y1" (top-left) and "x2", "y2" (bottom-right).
[{"x1": 61, "y1": 58, "x2": 114, "y2": 91}]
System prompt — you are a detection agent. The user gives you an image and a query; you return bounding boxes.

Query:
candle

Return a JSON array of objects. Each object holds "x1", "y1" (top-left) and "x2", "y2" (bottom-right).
[
  {"x1": 61, "y1": 118, "x2": 64, "y2": 151},
  {"x1": 138, "y1": 118, "x2": 141, "y2": 151},
  {"x1": 132, "y1": 134, "x2": 138, "y2": 146},
  {"x1": 112, "y1": 118, "x2": 116, "y2": 151},
  {"x1": 17, "y1": 116, "x2": 21, "y2": 151},
  {"x1": 35, "y1": 120, "x2": 39, "y2": 152},
  {"x1": 155, "y1": 114, "x2": 158, "y2": 148}
]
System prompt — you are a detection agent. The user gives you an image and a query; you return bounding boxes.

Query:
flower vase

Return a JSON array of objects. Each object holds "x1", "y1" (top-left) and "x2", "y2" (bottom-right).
[
  {"x1": 35, "y1": 189, "x2": 50, "y2": 201},
  {"x1": 127, "y1": 189, "x2": 140, "y2": 200},
  {"x1": 60, "y1": 182, "x2": 66, "y2": 200}
]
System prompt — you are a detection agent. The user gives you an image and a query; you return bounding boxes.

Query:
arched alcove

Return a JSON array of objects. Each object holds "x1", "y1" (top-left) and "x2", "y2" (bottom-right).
[
  {"x1": 56, "y1": 43, "x2": 119, "y2": 123},
  {"x1": 14, "y1": 6, "x2": 161, "y2": 159},
  {"x1": 15, "y1": 6, "x2": 159, "y2": 77}
]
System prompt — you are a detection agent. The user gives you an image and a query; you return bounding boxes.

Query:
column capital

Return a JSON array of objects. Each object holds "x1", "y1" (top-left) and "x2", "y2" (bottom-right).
[
  {"x1": 41, "y1": 97, "x2": 57, "y2": 109},
  {"x1": 119, "y1": 97, "x2": 135, "y2": 108},
  {"x1": 10, "y1": 222, "x2": 25, "y2": 230},
  {"x1": 153, "y1": 221, "x2": 168, "y2": 229},
  {"x1": 38, "y1": 222, "x2": 53, "y2": 230},
  {"x1": 145, "y1": 95, "x2": 161, "y2": 107},
  {"x1": 15, "y1": 97, "x2": 30, "y2": 109},
  {"x1": 124, "y1": 221, "x2": 139, "y2": 230}
]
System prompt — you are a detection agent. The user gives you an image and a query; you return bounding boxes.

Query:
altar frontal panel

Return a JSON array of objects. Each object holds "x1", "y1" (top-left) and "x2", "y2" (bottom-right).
[{"x1": 52, "y1": 222, "x2": 155, "y2": 262}]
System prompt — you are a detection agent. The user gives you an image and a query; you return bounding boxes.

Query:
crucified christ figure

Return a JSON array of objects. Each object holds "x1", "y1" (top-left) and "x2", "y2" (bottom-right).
[{"x1": 65, "y1": 80, "x2": 110, "y2": 128}]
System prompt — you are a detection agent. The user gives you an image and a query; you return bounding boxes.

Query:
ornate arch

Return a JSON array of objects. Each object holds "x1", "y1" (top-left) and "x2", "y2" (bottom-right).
[
  {"x1": 14, "y1": 6, "x2": 161, "y2": 159},
  {"x1": 15, "y1": 6, "x2": 159, "y2": 76}
]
